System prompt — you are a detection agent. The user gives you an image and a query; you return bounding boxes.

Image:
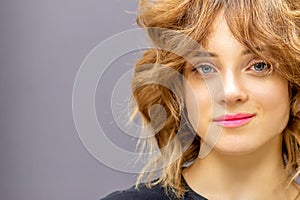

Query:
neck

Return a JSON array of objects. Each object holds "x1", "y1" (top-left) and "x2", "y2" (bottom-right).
[{"x1": 182, "y1": 135, "x2": 297, "y2": 199}]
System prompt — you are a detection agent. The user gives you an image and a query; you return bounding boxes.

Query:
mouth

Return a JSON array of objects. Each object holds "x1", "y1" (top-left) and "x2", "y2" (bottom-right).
[{"x1": 213, "y1": 113, "x2": 256, "y2": 128}]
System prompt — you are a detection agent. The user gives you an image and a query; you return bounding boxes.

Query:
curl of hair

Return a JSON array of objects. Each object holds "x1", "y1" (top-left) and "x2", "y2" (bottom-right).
[{"x1": 131, "y1": 0, "x2": 300, "y2": 198}]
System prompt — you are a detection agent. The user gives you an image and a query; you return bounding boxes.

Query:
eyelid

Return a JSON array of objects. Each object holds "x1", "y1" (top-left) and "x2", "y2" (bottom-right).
[
  {"x1": 247, "y1": 57, "x2": 265, "y2": 65},
  {"x1": 193, "y1": 62, "x2": 217, "y2": 70},
  {"x1": 192, "y1": 62, "x2": 218, "y2": 77},
  {"x1": 245, "y1": 59, "x2": 273, "y2": 75}
]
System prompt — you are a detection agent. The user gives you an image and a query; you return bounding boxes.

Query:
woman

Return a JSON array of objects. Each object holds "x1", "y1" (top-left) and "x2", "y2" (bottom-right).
[{"x1": 102, "y1": 0, "x2": 300, "y2": 199}]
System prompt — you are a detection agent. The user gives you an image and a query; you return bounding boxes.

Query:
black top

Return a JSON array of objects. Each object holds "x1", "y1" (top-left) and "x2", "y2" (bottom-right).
[{"x1": 101, "y1": 179, "x2": 208, "y2": 200}]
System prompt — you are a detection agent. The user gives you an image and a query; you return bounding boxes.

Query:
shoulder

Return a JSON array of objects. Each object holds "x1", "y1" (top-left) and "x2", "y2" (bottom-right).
[{"x1": 100, "y1": 183, "x2": 172, "y2": 200}]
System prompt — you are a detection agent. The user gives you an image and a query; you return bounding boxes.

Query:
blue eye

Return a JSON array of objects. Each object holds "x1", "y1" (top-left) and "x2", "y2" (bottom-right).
[
  {"x1": 249, "y1": 61, "x2": 273, "y2": 76},
  {"x1": 253, "y1": 62, "x2": 269, "y2": 71},
  {"x1": 194, "y1": 65, "x2": 216, "y2": 75}
]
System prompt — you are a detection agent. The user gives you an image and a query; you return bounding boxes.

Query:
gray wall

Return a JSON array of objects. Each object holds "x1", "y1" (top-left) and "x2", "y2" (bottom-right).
[
  {"x1": 2, "y1": 1, "x2": 299, "y2": 200},
  {"x1": 0, "y1": 0, "x2": 140, "y2": 199}
]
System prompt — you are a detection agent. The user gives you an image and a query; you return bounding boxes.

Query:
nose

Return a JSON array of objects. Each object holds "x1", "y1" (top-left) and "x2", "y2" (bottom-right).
[{"x1": 218, "y1": 71, "x2": 248, "y2": 105}]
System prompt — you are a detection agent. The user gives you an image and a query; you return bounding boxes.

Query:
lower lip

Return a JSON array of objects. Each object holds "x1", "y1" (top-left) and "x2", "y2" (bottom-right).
[{"x1": 214, "y1": 116, "x2": 255, "y2": 128}]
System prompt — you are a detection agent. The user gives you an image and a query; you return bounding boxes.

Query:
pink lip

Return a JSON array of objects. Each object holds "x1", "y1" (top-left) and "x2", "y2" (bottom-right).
[{"x1": 213, "y1": 113, "x2": 256, "y2": 128}]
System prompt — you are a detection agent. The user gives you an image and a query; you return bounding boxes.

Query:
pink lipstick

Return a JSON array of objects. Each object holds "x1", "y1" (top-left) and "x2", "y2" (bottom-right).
[{"x1": 213, "y1": 113, "x2": 256, "y2": 128}]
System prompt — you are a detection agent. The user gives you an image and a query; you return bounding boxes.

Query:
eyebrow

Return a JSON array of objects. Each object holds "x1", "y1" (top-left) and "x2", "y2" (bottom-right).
[
  {"x1": 187, "y1": 51, "x2": 218, "y2": 58},
  {"x1": 242, "y1": 49, "x2": 254, "y2": 55},
  {"x1": 188, "y1": 48, "x2": 263, "y2": 58},
  {"x1": 243, "y1": 47, "x2": 266, "y2": 55}
]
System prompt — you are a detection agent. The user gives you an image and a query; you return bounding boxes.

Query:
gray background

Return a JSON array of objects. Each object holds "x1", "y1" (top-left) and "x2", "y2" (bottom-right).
[
  {"x1": 2, "y1": 1, "x2": 299, "y2": 200},
  {"x1": 0, "y1": 0, "x2": 140, "y2": 199}
]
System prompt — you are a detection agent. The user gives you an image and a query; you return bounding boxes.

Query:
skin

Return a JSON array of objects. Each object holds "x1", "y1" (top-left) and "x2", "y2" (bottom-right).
[{"x1": 182, "y1": 14, "x2": 300, "y2": 200}]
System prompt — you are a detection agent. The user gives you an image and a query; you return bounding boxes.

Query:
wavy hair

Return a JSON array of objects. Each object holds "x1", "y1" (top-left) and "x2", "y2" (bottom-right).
[{"x1": 131, "y1": 0, "x2": 300, "y2": 198}]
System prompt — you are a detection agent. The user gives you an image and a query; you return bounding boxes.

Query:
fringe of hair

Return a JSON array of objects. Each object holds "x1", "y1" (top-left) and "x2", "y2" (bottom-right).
[{"x1": 131, "y1": 0, "x2": 300, "y2": 198}]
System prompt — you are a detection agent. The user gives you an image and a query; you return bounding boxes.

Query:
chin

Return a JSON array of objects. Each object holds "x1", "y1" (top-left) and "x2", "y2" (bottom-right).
[
  {"x1": 213, "y1": 145, "x2": 257, "y2": 156},
  {"x1": 211, "y1": 138, "x2": 261, "y2": 156}
]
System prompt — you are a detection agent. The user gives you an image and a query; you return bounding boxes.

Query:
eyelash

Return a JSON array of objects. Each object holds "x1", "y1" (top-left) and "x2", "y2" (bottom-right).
[
  {"x1": 247, "y1": 60, "x2": 273, "y2": 75},
  {"x1": 192, "y1": 63, "x2": 216, "y2": 75},
  {"x1": 191, "y1": 60, "x2": 273, "y2": 77}
]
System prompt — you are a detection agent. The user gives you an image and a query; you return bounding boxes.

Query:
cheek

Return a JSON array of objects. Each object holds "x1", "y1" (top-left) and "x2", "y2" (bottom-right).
[
  {"x1": 250, "y1": 77, "x2": 290, "y2": 131},
  {"x1": 184, "y1": 81, "x2": 211, "y2": 134}
]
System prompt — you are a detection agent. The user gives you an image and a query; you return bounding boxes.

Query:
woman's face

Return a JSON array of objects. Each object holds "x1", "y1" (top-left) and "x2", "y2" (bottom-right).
[{"x1": 184, "y1": 15, "x2": 290, "y2": 155}]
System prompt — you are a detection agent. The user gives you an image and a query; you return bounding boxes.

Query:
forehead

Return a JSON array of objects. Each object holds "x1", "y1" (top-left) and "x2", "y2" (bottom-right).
[{"x1": 201, "y1": 14, "x2": 246, "y2": 55}]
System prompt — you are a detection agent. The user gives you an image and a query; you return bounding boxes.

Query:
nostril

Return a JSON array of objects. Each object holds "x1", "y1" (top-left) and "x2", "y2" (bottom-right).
[{"x1": 217, "y1": 85, "x2": 248, "y2": 105}]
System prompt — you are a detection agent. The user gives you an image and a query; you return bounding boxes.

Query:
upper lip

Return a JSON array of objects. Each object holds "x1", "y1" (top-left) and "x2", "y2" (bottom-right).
[{"x1": 213, "y1": 113, "x2": 256, "y2": 121}]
